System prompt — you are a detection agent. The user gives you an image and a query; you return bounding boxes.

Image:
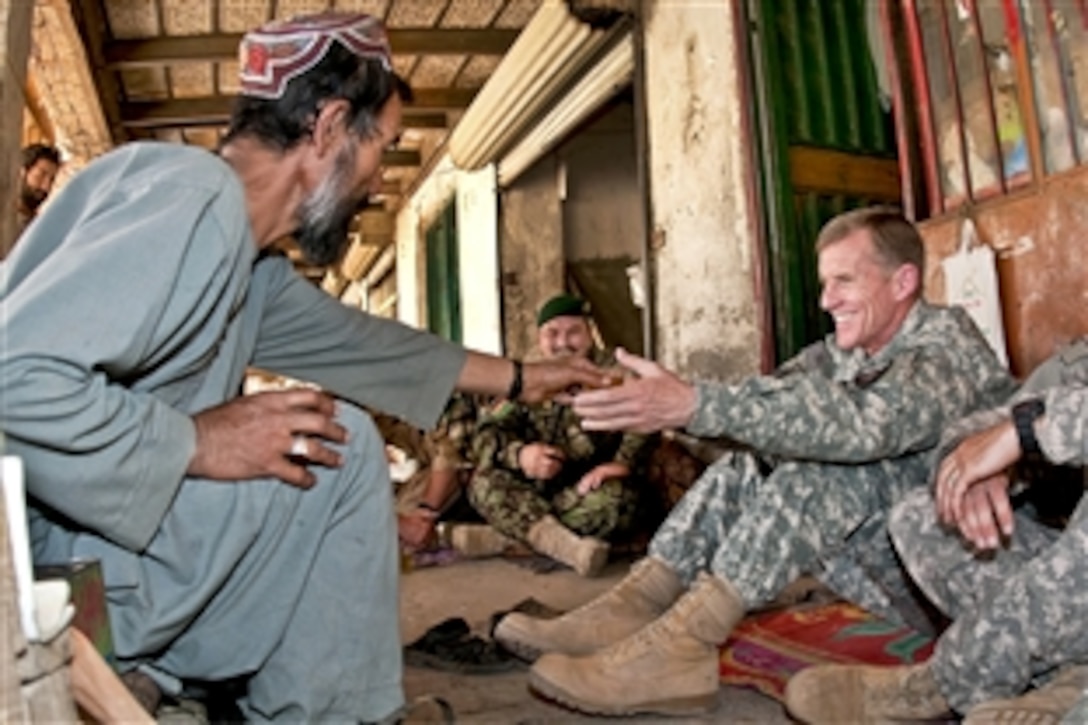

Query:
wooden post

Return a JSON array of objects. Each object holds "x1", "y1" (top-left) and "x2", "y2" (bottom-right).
[{"x1": 0, "y1": 0, "x2": 33, "y2": 258}]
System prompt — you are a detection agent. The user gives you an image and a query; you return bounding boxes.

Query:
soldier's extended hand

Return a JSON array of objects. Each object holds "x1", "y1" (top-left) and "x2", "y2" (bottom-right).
[
  {"x1": 935, "y1": 419, "x2": 1020, "y2": 531},
  {"x1": 188, "y1": 389, "x2": 346, "y2": 488},
  {"x1": 573, "y1": 348, "x2": 697, "y2": 434},
  {"x1": 519, "y1": 443, "x2": 565, "y2": 480},
  {"x1": 956, "y1": 473, "x2": 1014, "y2": 551}
]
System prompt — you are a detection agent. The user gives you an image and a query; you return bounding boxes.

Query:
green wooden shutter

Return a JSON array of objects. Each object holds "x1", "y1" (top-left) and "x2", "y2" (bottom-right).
[{"x1": 425, "y1": 201, "x2": 462, "y2": 343}]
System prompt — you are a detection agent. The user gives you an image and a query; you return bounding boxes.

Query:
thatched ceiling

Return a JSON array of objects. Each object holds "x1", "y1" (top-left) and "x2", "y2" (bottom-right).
[{"x1": 32, "y1": 0, "x2": 544, "y2": 281}]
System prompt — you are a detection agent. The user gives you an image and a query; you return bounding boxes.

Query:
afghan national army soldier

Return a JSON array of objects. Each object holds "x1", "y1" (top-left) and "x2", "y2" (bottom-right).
[
  {"x1": 466, "y1": 294, "x2": 652, "y2": 576},
  {"x1": 493, "y1": 208, "x2": 1016, "y2": 717}
]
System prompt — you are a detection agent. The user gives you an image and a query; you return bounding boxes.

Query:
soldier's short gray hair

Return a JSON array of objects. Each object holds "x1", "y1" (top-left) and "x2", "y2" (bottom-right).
[{"x1": 816, "y1": 207, "x2": 925, "y2": 274}]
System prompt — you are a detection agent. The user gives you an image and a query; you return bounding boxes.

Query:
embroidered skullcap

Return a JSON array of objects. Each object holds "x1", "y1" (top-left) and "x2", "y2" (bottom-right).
[
  {"x1": 537, "y1": 294, "x2": 590, "y2": 327},
  {"x1": 239, "y1": 12, "x2": 392, "y2": 100}
]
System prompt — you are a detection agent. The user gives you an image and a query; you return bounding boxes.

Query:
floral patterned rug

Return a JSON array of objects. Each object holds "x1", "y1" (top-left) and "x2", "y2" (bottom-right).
[{"x1": 719, "y1": 601, "x2": 935, "y2": 700}]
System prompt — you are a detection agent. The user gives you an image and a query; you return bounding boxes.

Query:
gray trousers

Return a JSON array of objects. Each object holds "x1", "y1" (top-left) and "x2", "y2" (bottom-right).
[
  {"x1": 890, "y1": 487, "x2": 1088, "y2": 712},
  {"x1": 649, "y1": 450, "x2": 906, "y2": 608},
  {"x1": 32, "y1": 404, "x2": 402, "y2": 722}
]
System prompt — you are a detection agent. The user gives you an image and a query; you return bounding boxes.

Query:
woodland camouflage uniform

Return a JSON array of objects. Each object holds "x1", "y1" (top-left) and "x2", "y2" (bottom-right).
[{"x1": 470, "y1": 349, "x2": 651, "y2": 541}]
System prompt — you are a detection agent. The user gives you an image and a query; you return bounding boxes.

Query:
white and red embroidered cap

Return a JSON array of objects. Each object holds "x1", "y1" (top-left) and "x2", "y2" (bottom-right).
[{"x1": 239, "y1": 13, "x2": 392, "y2": 100}]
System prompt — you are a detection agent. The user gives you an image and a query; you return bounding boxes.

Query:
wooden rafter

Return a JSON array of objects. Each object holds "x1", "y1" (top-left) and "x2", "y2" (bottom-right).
[
  {"x1": 382, "y1": 150, "x2": 421, "y2": 167},
  {"x1": 67, "y1": 0, "x2": 128, "y2": 143},
  {"x1": 120, "y1": 98, "x2": 451, "y2": 130},
  {"x1": 104, "y1": 29, "x2": 519, "y2": 69},
  {"x1": 22, "y1": 76, "x2": 56, "y2": 144}
]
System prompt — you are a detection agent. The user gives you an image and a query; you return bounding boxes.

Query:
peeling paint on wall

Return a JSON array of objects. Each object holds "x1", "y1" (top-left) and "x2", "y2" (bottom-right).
[
  {"x1": 642, "y1": 0, "x2": 761, "y2": 381},
  {"x1": 499, "y1": 157, "x2": 565, "y2": 361}
]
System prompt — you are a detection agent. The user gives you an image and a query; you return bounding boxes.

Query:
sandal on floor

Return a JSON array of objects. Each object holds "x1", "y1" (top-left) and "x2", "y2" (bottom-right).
[{"x1": 404, "y1": 618, "x2": 520, "y2": 675}]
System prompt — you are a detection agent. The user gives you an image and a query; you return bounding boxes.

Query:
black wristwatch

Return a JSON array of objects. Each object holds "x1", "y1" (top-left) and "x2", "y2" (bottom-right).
[{"x1": 1011, "y1": 398, "x2": 1046, "y2": 455}]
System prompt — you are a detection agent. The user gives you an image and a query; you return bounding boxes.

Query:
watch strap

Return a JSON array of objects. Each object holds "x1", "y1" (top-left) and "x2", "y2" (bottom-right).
[{"x1": 1012, "y1": 398, "x2": 1046, "y2": 455}]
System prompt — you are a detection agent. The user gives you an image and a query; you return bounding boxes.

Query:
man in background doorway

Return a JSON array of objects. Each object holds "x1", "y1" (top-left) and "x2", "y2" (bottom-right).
[{"x1": 8, "y1": 143, "x2": 61, "y2": 255}]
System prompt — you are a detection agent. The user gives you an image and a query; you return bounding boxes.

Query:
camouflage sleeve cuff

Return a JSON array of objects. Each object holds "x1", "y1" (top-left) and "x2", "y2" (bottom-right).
[
  {"x1": 498, "y1": 441, "x2": 526, "y2": 471},
  {"x1": 1038, "y1": 385, "x2": 1088, "y2": 466},
  {"x1": 929, "y1": 407, "x2": 1011, "y2": 486},
  {"x1": 685, "y1": 381, "x2": 739, "y2": 437}
]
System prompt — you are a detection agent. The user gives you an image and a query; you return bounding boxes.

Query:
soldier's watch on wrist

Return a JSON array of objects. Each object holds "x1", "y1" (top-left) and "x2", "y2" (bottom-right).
[{"x1": 1011, "y1": 398, "x2": 1046, "y2": 455}]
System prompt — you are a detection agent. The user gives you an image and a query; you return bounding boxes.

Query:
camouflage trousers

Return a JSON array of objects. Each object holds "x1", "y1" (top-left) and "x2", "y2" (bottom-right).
[
  {"x1": 466, "y1": 468, "x2": 640, "y2": 542},
  {"x1": 890, "y1": 487, "x2": 1088, "y2": 712},
  {"x1": 649, "y1": 450, "x2": 919, "y2": 609}
]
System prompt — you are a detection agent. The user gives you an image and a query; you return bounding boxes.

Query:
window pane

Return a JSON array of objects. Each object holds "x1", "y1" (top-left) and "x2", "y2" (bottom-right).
[
  {"x1": 1061, "y1": 0, "x2": 1088, "y2": 163},
  {"x1": 946, "y1": 0, "x2": 1009, "y2": 196},
  {"x1": 1020, "y1": 0, "x2": 1080, "y2": 173},
  {"x1": 973, "y1": 1, "x2": 1032, "y2": 186},
  {"x1": 918, "y1": 0, "x2": 971, "y2": 205}
]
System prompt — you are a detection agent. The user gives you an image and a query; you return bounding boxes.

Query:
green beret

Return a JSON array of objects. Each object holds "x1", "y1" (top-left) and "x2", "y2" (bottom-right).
[{"x1": 537, "y1": 294, "x2": 589, "y2": 327}]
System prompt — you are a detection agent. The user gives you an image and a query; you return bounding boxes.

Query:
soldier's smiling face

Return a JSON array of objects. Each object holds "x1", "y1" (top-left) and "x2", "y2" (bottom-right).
[
  {"x1": 818, "y1": 228, "x2": 916, "y2": 355},
  {"x1": 539, "y1": 316, "x2": 593, "y2": 360}
]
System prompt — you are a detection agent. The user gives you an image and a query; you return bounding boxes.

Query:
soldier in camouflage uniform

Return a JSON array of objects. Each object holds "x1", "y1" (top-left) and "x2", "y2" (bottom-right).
[
  {"x1": 494, "y1": 208, "x2": 1015, "y2": 717},
  {"x1": 468, "y1": 295, "x2": 651, "y2": 576},
  {"x1": 786, "y1": 338, "x2": 1088, "y2": 724}
]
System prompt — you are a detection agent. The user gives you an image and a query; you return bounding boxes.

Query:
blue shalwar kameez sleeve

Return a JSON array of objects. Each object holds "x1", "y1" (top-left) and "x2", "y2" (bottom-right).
[{"x1": 1, "y1": 142, "x2": 464, "y2": 721}]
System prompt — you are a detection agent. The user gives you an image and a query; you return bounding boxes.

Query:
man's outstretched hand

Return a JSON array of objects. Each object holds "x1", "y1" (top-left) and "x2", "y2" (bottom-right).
[
  {"x1": 188, "y1": 389, "x2": 347, "y2": 488},
  {"x1": 572, "y1": 348, "x2": 697, "y2": 434}
]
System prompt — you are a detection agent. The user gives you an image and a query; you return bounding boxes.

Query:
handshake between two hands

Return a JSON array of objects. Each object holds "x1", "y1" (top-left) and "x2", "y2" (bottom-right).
[{"x1": 540, "y1": 348, "x2": 698, "y2": 436}]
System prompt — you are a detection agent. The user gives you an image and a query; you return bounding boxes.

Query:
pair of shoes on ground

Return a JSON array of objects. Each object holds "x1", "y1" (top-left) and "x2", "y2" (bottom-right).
[
  {"x1": 404, "y1": 616, "x2": 521, "y2": 675},
  {"x1": 493, "y1": 559, "x2": 740, "y2": 717}
]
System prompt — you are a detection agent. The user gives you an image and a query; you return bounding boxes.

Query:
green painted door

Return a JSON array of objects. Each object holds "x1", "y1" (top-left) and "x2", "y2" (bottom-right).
[{"x1": 747, "y1": 0, "x2": 901, "y2": 362}]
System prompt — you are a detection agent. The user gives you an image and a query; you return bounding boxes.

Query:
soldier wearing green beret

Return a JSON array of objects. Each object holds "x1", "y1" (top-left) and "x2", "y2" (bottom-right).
[{"x1": 467, "y1": 294, "x2": 652, "y2": 576}]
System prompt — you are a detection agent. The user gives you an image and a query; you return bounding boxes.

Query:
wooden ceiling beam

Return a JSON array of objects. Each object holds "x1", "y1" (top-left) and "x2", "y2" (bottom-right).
[
  {"x1": 410, "y1": 88, "x2": 477, "y2": 110},
  {"x1": 68, "y1": 0, "x2": 128, "y2": 143},
  {"x1": 377, "y1": 180, "x2": 401, "y2": 195},
  {"x1": 352, "y1": 210, "x2": 395, "y2": 237},
  {"x1": 382, "y1": 150, "x2": 421, "y2": 167},
  {"x1": 22, "y1": 76, "x2": 56, "y2": 144},
  {"x1": 120, "y1": 95, "x2": 467, "y2": 129},
  {"x1": 104, "y1": 29, "x2": 519, "y2": 68}
]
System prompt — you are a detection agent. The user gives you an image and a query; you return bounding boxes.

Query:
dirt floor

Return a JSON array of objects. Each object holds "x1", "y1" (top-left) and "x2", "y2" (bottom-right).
[{"x1": 399, "y1": 556, "x2": 791, "y2": 723}]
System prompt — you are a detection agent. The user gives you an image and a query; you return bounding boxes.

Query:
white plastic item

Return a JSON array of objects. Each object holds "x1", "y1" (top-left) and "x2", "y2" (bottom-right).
[
  {"x1": 2, "y1": 455, "x2": 39, "y2": 640},
  {"x1": 32, "y1": 579, "x2": 75, "y2": 643}
]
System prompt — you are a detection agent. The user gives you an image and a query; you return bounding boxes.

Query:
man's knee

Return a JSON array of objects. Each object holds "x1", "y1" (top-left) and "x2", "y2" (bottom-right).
[
  {"x1": 337, "y1": 403, "x2": 382, "y2": 452},
  {"x1": 888, "y1": 487, "x2": 937, "y2": 553},
  {"x1": 333, "y1": 403, "x2": 390, "y2": 494}
]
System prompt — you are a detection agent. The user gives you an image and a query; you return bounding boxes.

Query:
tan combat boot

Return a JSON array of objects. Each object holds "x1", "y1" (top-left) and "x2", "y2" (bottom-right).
[
  {"x1": 529, "y1": 572, "x2": 743, "y2": 716},
  {"x1": 963, "y1": 664, "x2": 1088, "y2": 725},
  {"x1": 446, "y1": 524, "x2": 514, "y2": 558},
  {"x1": 526, "y1": 515, "x2": 609, "y2": 577},
  {"x1": 494, "y1": 556, "x2": 682, "y2": 661},
  {"x1": 785, "y1": 662, "x2": 952, "y2": 723}
]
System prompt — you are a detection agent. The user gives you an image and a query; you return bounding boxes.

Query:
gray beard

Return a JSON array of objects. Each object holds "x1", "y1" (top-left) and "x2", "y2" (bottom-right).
[{"x1": 295, "y1": 145, "x2": 361, "y2": 267}]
